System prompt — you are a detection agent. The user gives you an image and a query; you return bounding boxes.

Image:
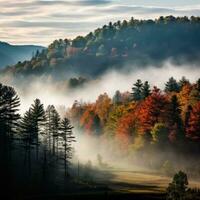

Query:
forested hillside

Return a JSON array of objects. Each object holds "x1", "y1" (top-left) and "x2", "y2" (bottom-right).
[
  {"x1": 68, "y1": 76, "x2": 200, "y2": 174},
  {"x1": 0, "y1": 77, "x2": 200, "y2": 199},
  {"x1": 3, "y1": 16, "x2": 200, "y2": 78},
  {"x1": 0, "y1": 42, "x2": 44, "y2": 69}
]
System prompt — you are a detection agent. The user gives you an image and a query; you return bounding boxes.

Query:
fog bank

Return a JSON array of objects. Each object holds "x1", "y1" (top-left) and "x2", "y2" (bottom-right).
[{"x1": 0, "y1": 61, "x2": 200, "y2": 113}]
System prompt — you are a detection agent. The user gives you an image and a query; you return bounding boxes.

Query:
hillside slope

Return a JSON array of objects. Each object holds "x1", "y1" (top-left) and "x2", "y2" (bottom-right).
[{"x1": 3, "y1": 16, "x2": 200, "y2": 78}]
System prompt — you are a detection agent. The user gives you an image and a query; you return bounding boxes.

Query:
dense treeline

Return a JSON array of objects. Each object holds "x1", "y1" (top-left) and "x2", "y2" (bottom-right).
[
  {"x1": 0, "y1": 83, "x2": 75, "y2": 198},
  {"x1": 1, "y1": 77, "x2": 200, "y2": 198},
  {"x1": 68, "y1": 77, "x2": 200, "y2": 175},
  {"x1": 3, "y1": 16, "x2": 200, "y2": 78}
]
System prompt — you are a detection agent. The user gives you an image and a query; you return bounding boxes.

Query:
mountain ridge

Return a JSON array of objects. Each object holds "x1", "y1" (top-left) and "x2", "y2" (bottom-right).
[
  {"x1": 0, "y1": 41, "x2": 45, "y2": 69},
  {"x1": 2, "y1": 16, "x2": 200, "y2": 79}
]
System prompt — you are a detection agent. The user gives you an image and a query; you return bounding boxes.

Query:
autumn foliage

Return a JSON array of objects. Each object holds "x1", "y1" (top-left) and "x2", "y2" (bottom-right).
[
  {"x1": 186, "y1": 102, "x2": 200, "y2": 140},
  {"x1": 68, "y1": 77, "x2": 200, "y2": 151},
  {"x1": 138, "y1": 87, "x2": 167, "y2": 134}
]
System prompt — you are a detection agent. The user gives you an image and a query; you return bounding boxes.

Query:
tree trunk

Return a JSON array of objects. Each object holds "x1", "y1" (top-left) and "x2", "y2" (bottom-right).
[{"x1": 64, "y1": 140, "x2": 67, "y2": 178}]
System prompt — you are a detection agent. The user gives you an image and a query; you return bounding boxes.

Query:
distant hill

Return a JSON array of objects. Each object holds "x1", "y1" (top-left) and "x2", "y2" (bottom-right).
[
  {"x1": 0, "y1": 42, "x2": 45, "y2": 69},
  {"x1": 3, "y1": 16, "x2": 200, "y2": 78}
]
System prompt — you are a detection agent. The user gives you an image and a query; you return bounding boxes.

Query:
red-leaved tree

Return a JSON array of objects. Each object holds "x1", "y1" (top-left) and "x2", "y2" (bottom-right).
[
  {"x1": 138, "y1": 87, "x2": 168, "y2": 135},
  {"x1": 186, "y1": 102, "x2": 200, "y2": 140}
]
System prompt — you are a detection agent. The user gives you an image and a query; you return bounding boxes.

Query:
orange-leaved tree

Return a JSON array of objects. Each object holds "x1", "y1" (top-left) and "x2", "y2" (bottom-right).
[
  {"x1": 80, "y1": 104, "x2": 101, "y2": 135},
  {"x1": 95, "y1": 93, "x2": 111, "y2": 126},
  {"x1": 186, "y1": 102, "x2": 200, "y2": 140},
  {"x1": 138, "y1": 87, "x2": 168, "y2": 135}
]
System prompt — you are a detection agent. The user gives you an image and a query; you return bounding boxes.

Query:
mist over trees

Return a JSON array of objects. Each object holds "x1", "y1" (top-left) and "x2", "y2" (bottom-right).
[
  {"x1": 69, "y1": 77, "x2": 200, "y2": 175},
  {"x1": 1, "y1": 15, "x2": 200, "y2": 199},
  {"x1": 2, "y1": 16, "x2": 200, "y2": 79},
  {"x1": 0, "y1": 75, "x2": 200, "y2": 199},
  {"x1": 0, "y1": 83, "x2": 76, "y2": 198}
]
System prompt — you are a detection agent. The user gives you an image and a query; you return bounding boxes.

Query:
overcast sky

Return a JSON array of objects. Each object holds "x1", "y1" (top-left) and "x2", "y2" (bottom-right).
[{"x1": 1, "y1": 0, "x2": 200, "y2": 46}]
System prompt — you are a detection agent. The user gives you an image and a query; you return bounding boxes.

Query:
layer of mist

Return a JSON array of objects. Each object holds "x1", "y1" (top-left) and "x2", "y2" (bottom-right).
[
  {"x1": 0, "y1": 61, "x2": 199, "y2": 114},
  {"x1": 1, "y1": 60, "x2": 200, "y2": 183}
]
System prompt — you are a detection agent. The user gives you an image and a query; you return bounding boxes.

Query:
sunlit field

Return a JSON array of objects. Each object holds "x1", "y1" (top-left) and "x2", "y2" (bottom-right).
[{"x1": 97, "y1": 170, "x2": 200, "y2": 193}]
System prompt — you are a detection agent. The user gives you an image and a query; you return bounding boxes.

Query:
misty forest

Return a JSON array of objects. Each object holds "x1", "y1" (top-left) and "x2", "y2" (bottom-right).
[{"x1": 1, "y1": 15, "x2": 200, "y2": 200}]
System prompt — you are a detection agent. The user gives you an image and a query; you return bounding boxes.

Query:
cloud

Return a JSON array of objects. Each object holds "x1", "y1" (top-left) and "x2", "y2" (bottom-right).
[{"x1": 0, "y1": 0, "x2": 200, "y2": 45}]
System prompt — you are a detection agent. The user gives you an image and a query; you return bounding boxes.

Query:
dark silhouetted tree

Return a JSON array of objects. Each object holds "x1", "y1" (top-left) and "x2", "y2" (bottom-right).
[
  {"x1": 30, "y1": 99, "x2": 45, "y2": 160},
  {"x1": 166, "y1": 171, "x2": 188, "y2": 200},
  {"x1": 168, "y1": 95, "x2": 183, "y2": 141},
  {"x1": 0, "y1": 84, "x2": 20, "y2": 139},
  {"x1": 131, "y1": 79, "x2": 143, "y2": 101},
  {"x1": 184, "y1": 105, "x2": 193, "y2": 132},
  {"x1": 165, "y1": 77, "x2": 179, "y2": 93},
  {"x1": 141, "y1": 81, "x2": 151, "y2": 99},
  {"x1": 60, "y1": 118, "x2": 75, "y2": 177},
  {"x1": 151, "y1": 123, "x2": 169, "y2": 145},
  {"x1": 51, "y1": 107, "x2": 60, "y2": 157},
  {"x1": 19, "y1": 109, "x2": 34, "y2": 174},
  {"x1": 0, "y1": 83, "x2": 20, "y2": 186},
  {"x1": 178, "y1": 76, "x2": 190, "y2": 89}
]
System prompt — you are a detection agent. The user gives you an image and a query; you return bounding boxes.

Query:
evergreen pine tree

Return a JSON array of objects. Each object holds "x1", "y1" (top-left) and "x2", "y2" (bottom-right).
[
  {"x1": 51, "y1": 107, "x2": 60, "y2": 157},
  {"x1": 131, "y1": 79, "x2": 143, "y2": 101},
  {"x1": 165, "y1": 77, "x2": 179, "y2": 93},
  {"x1": 60, "y1": 118, "x2": 75, "y2": 177},
  {"x1": 168, "y1": 95, "x2": 183, "y2": 140},
  {"x1": 113, "y1": 90, "x2": 122, "y2": 104},
  {"x1": 30, "y1": 99, "x2": 45, "y2": 160},
  {"x1": 178, "y1": 76, "x2": 190, "y2": 89},
  {"x1": 0, "y1": 84, "x2": 20, "y2": 138},
  {"x1": 141, "y1": 81, "x2": 151, "y2": 99},
  {"x1": 45, "y1": 105, "x2": 60, "y2": 156},
  {"x1": 19, "y1": 109, "x2": 34, "y2": 173},
  {"x1": 0, "y1": 83, "x2": 20, "y2": 180}
]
